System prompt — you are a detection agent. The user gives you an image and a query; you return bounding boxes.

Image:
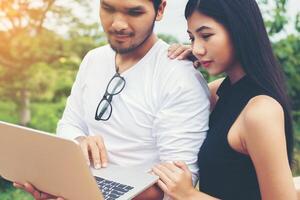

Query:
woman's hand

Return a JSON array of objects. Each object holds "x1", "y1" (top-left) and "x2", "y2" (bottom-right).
[
  {"x1": 152, "y1": 161, "x2": 197, "y2": 200},
  {"x1": 13, "y1": 182, "x2": 64, "y2": 200},
  {"x1": 168, "y1": 44, "x2": 193, "y2": 60},
  {"x1": 168, "y1": 44, "x2": 200, "y2": 68}
]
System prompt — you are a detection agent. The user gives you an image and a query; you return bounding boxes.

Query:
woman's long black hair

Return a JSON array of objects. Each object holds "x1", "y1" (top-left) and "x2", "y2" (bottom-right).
[{"x1": 185, "y1": 0, "x2": 294, "y2": 166}]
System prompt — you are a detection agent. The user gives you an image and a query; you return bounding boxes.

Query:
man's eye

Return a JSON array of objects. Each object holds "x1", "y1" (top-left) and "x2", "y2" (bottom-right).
[
  {"x1": 128, "y1": 11, "x2": 143, "y2": 16},
  {"x1": 189, "y1": 37, "x2": 195, "y2": 42},
  {"x1": 102, "y1": 6, "x2": 114, "y2": 13}
]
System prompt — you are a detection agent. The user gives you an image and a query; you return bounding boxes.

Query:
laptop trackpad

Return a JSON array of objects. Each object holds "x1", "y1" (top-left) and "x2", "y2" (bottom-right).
[{"x1": 90, "y1": 164, "x2": 158, "y2": 187}]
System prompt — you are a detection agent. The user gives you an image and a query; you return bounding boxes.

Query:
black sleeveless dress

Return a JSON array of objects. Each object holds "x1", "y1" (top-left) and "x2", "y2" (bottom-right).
[{"x1": 198, "y1": 76, "x2": 268, "y2": 200}]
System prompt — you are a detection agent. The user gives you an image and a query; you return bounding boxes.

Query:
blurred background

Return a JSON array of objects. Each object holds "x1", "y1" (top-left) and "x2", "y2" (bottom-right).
[{"x1": 0, "y1": 0, "x2": 299, "y2": 199}]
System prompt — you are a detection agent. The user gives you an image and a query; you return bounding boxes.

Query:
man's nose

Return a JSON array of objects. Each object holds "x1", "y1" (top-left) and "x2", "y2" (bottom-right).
[{"x1": 111, "y1": 14, "x2": 128, "y2": 32}]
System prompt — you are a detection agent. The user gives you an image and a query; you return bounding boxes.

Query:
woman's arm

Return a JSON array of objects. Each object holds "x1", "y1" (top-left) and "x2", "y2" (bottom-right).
[{"x1": 241, "y1": 95, "x2": 297, "y2": 200}]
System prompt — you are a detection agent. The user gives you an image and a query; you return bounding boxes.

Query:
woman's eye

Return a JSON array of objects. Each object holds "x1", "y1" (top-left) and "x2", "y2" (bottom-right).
[
  {"x1": 189, "y1": 37, "x2": 195, "y2": 42},
  {"x1": 202, "y1": 34, "x2": 213, "y2": 41}
]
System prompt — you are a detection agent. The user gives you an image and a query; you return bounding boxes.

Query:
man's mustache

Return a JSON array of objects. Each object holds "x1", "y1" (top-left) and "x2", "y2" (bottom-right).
[{"x1": 108, "y1": 30, "x2": 134, "y2": 37}]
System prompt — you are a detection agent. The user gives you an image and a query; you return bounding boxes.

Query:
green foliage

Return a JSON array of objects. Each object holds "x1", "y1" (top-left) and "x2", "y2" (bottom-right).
[
  {"x1": 67, "y1": 23, "x2": 107, "y2": 59},
  {"x1": 296, "y1": 12, "x2": 300, "y2": 32},
  {"x1": 158, "y1": 33, "x2": 179, "y2": 44},
  {"x1": 0, "y1": 187, "x2": 33, "y2": 200},
  {"x1": 0, "y1": 0, "x2": 96, "y2": 125},
  {"x1": 0, "y1": 179, "x2": 32, "y2": 200},
  {"x1": 273, "y1": 35, "x2": 300, "y2": 122},
  {"x1": 0, "y1": 179, "x2": 11, "y2": 193},
  {"x1": 28, "y1": 99, "x2": 67, "y2": 133},
  {"x1": 0, "y1": 102, "x2": 18, "y2": 124}
]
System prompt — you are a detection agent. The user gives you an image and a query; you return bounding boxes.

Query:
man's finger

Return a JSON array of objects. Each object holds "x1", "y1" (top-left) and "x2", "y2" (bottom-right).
[
  {"x1": 24, "y1": 182, "x2": 37, "y2": 194},
  {"x1": 96, "y1": 137, "x2": 108, "y2": 168},
  {"x1": 88, "y1": 141, "x2": 101, "y2": 169},
  {"x1": 13, "y1": 182, "x2": 25, "y2": 190},
  {"x1": 80, "y1": 141, "x2": 90, "y2": 166},
  {"x1": 40, "y1": 192, "x2": 57, "y2": 199},
  {"x1": 24, "y1": 183, "x2": 44, "y2": 200}
]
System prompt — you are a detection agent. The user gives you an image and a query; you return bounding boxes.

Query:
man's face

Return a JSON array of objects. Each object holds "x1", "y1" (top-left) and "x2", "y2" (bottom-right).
[{"x1": 100, "y1": 0, "x2": 163, "y2": 54}]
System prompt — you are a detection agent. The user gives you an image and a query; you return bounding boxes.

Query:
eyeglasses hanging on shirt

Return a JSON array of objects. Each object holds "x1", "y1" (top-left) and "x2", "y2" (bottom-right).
[{"x1": 95, "y1": 67, "x2": 126, "y2": 121}]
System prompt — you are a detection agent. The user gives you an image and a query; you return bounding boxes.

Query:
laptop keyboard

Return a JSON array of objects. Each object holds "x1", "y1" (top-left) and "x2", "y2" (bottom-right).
[{"x1": 95, "y1": 176, "x2": 134, "y2": 200}]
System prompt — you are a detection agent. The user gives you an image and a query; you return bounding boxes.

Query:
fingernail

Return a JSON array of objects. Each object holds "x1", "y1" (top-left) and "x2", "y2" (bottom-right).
[{"x1": 102, "y1": 162, "x2": 107, "y2": 168}]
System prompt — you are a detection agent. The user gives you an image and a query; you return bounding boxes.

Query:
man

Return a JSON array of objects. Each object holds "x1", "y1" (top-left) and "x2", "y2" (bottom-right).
[{"x1": 14, "y1": 0, "x2": 210, "y2": 199}]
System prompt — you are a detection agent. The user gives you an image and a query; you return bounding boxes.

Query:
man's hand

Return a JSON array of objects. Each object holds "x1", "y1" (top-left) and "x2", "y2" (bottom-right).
[
  {"x1": 75, "y1": 135, "x2": 108, "y2": 169},
  {"x1": 13, "y1": 182, "x2": 64, "y2": 200}
]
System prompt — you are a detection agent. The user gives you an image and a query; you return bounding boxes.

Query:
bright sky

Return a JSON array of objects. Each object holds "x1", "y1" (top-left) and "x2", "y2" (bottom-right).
[{"x1": 90, "y1": 0, "x2": 300, "y2": 42}]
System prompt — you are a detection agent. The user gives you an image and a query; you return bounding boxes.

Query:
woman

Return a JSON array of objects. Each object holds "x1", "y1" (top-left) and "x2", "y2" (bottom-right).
[{"x1": 152, "y1": 0, "x2": 296, "y2": 199}]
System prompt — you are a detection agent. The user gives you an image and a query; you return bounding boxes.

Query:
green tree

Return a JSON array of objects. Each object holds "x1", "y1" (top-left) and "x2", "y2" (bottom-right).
[
  {"x1": 0, "y1": 0, "x2": 91, "y2": 126},
  {"x1": 158, "y1": 33, "x2": 179, "y2": 44}
]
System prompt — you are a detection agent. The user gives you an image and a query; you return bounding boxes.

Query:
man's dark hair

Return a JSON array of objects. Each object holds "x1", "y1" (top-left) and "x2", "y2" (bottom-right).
[
  {"x1": 185, "y1": 0, "x2": 294, "y2": 166},
  {"x1": 152, "y1": 0, "x2": 162, "y2": 12}
]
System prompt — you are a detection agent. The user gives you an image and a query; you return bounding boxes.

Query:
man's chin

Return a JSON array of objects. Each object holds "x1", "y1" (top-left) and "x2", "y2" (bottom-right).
[{"x1": 110, "y1": 44, "x2": 136, "y2": 54}]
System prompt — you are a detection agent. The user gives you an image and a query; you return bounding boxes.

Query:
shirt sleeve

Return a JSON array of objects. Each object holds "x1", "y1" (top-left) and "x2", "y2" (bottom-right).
[
  {"x1": 56, "y1": 52, "x2": 91, "y2": 140},
  {"x1": 153, "y1": 62, "x2": 210, "y2": 185}
]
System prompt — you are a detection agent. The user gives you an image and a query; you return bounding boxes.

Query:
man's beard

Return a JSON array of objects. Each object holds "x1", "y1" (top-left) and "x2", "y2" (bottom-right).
[{"x1": 109, "y1": 21, "x2": 155, "y2": 54}]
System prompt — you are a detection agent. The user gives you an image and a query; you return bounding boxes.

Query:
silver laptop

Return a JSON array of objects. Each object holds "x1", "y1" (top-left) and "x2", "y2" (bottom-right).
[{"x1": 0, "y1": 121, "x2": 158, "y2": 200}]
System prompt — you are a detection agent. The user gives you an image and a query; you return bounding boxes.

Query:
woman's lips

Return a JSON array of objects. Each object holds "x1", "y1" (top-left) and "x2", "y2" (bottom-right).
[{"x1": 201, "y1": 61, "x2": 213, "y2": 68}]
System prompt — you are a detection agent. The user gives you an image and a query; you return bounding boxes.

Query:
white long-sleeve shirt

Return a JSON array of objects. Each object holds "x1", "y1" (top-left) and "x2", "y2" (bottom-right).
[{"x1": 57, "y1": 40, "x2": 210, "y2": 184}]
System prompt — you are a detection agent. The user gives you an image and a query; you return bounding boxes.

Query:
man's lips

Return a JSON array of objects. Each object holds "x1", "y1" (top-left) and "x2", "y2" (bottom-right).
[{"x1": 113, "y1": 34, "x2": 131, "y2": 41}]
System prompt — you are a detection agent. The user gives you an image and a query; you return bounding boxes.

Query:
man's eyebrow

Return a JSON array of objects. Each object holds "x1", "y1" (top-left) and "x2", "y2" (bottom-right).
[
  {"x1": 101, "y1": 1, "x2": 145, "y2": 12},
  {"x1": 126, "y1": 6, "x2": 146, "y2": 11},
  {"x1": 101, "y1": 0, "x2": 112, "y2": 7}
]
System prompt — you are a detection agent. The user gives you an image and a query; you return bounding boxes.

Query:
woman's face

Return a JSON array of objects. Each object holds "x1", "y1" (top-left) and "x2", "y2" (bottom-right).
[{"x1": 187, "y1": 11, "x2": 240, "y2": 76}]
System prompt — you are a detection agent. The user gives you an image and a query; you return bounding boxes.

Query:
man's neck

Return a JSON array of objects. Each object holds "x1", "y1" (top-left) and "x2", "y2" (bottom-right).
[{"x1": 116, "y1": 34, "x2": 158, "y2": 73}]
